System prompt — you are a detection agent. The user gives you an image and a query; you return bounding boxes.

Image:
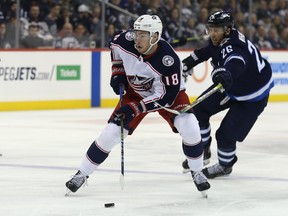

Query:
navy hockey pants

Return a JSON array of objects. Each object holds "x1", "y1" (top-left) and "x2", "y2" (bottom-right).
[{"x1": 193, "y1": 85, "x2": 269, "y2": 150}]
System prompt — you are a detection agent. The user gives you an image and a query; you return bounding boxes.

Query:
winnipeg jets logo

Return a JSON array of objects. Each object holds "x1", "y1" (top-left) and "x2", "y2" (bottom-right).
[
  {"x1": 162, "y1": 55, "x2": 174, "y2": 66},
  {"x1": 128, "y1": 75, "x2": 154, "y2": 91},
  {"x1": 221, "y1": 13, "x2": 230, "y2": 19}
]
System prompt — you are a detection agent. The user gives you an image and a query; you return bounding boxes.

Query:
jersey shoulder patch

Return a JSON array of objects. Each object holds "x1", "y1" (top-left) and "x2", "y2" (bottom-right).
[
  {"x1": 162, "y1": 55, "x2": 174, "y2": 67},
  {"x1": 124, "y1": 31, "x2": 134, "y2": 41}
]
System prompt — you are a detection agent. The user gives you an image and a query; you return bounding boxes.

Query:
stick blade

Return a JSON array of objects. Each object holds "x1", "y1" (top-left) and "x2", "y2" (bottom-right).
[{"x1": 119, "y1": 174, "x2": 124, "y2": 190}]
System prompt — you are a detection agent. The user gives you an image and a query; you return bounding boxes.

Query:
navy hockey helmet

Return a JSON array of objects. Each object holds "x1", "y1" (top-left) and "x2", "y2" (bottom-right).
[{"x1": 207, "y1": 10, "x2": 234, "y2": 32}]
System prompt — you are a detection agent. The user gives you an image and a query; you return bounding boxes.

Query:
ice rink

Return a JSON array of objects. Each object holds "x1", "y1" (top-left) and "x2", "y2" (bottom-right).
[{"x1": 0, "y1": 102, "x2": 287, "y2": 216}]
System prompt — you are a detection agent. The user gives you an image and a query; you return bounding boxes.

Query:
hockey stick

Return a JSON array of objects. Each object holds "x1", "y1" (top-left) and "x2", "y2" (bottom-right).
[
  {"x1": 171, "y1": 34, "x2": 210, "y2": 44},
  {"x1": 154, "y1": 83, "x2": 224, "y2": 115},
  {"x1": 119, "y1": 84, "x2": 125, "y2": 190}
]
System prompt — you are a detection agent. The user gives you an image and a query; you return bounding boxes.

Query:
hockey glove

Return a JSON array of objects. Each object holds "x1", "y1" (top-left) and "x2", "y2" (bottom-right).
[
  {"x1": 182, "y1": 56, "x2": 194, "y2": 81},
  {"x1": 114, "y1": 102, "x2": 143, "y2": 126},
  {"x1": 110, "y1": 65, "x2": 129, "y2": 95},
  {"x1": 211, "y1": 67, "x2": 233, "y2": 90}
]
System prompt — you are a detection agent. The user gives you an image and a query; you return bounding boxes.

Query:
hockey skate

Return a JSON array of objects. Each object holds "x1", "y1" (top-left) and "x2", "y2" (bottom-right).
[
  {"x1": 191, "y1": 171, "x2": 210, "y2": 198},
  {"x1": 182, "y1": 143, "x2": 211, "y2": 173},
  {"x1": 65, "y1": 170, "x2": 89, "y2": 195},
  {"x1": 202, "y1": 156, "x2": 238, "y2": 179}
]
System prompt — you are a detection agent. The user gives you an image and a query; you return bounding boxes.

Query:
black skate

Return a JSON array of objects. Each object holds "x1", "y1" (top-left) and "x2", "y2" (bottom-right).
[
  {"x1": 182, "y1": 143, "x2": 211, "y2": 173},
  {"x1": 191, "y1": 171, "x2": 210, "y2": 198},
  {"x1": 202, "y1": 156, "x2": 238, "y2": 179},
  {"x1": 65, "y1": 170, "x2": 89, "y2": 195}
]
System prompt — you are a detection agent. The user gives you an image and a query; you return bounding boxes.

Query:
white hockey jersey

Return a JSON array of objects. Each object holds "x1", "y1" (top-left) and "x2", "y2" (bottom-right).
[{"x1": 110, "y1": 30, "x2": 186, "y2": 112}]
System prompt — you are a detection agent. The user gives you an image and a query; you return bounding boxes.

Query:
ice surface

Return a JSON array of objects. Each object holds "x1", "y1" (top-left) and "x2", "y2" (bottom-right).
[{"x1": 0, "y1": 102, "x2": 287, "y2": 216}]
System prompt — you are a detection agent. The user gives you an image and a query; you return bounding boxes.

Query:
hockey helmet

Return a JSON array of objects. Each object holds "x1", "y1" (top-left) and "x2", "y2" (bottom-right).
[
  {"x1": 133, "y1": 14, "x2": 163, "y2": 39},
  {"x1": 207, "y1": 10, "x2": 234, "y2": 32}
]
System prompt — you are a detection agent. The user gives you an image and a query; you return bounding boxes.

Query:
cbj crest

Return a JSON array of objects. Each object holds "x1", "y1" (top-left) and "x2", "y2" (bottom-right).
[
  {"x1": 162, "y1": 55, "x2": 174, "y2": 66},
  {"x1": 127, "y1": 75, "x2": 154, "y2": 91},
  {"x1": 125, "y1": 31, "x2": 134, "y2": 41}
]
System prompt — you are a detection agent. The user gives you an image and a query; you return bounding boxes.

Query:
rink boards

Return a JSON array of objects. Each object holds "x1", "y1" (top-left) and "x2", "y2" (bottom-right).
[{"x1": 0, "y1": 50, "x2": 287, "y2": 111}]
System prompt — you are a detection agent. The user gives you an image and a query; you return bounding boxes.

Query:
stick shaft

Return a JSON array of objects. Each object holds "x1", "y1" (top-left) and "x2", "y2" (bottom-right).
[
  {"x1": 119, "y1": 84, "x2": 124, "y2": 189},
  {"x1": 154, "y1": 83, "x2": 223, "y2": 115},
  {"x1": 180, "y1": 83, "x2": 223, "y2": 113}
]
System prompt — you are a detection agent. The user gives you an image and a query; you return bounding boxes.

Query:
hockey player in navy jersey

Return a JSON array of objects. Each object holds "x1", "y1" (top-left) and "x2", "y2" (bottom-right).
[
  {"x1": 181, "y1": 10, "x2": 274, "y2": 178},
  {"x1": 65, "y1": 14, "x2": 210, "y2": 195}
]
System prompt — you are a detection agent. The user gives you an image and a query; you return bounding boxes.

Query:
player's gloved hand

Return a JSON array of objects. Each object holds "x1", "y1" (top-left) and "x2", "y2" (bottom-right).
[
  {"x1": 182, "y1": 56, "x2": 194, "y2": 81},
  {"x1": 110, "y1": 65, "x2": 129, "y2": 95},
  {"x1": 114, "y1": 102, "x2": 143, "y2": 126},
  {"x1": 211, "y1": 67, "x2": 233, "y2": 90}
]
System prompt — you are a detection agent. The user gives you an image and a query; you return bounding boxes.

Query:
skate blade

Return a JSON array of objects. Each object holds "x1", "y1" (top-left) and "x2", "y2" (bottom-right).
[
  {"x1": 65, "y1": 189, "x2": 72, "y2": 196},
  {"x1": 182, "y1": 168, "x2": 190, "y2": 174},
  {"x1": 201, "y1": 190, "x2": 208, "y2": 198},
  {"x1": 203, "y1": 159, "x2": 210, "y2": 166}
]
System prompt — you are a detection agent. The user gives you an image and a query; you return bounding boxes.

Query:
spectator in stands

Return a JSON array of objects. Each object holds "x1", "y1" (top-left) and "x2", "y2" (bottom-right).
[
  {"x1": 71, "y1": 4, "x2": 93, "y2": 34},
  {"x1": 166, "y1": 7, "x2": 183, "y2": 40},
  {"x1": 5, "y1": 11, "x2": 19, "y2": 48},
  {"x1": 267, "y1": 0, "x2": 278, "y2": 18},
  {"x1": 195, "y1": 7, "x2": 209, "y2": 36},
  {"x1": 0, "y1": 1, "x2": 9, "y2": 19},
  {"x1": 104, "y1": 23, "x2": 116, "y2": 47},
  {"x1": 277, "y1": 0, "x2": 287, "y2": 19},
  {"x1": 278, "y1": 27, "x2": 288, "y2": 48},
  {"x1": 256, "y1": 0, "x2": 269, "y2": 20},
  {"x1": 282, "y1": 12, "x2": 288, "y2": 28},
  {"x1": 182, "y1": 17, "x2": 199, "y2": 47},
  {"x1": 181, "y1": 0, "x2": 194, "y2": 23},
  {"x1": 90, "y1": 4, "x2": 102, "y2": 48},
  {"x1": 44, "y1": 2, "x2": 61, "y2": 37},
  {"x1": 123, "y1": 0, "x2": 138, "y2": 16},
  {"x1": 234, "y1": 11, "x2": 246, "y2": 28},
  {"x1": 0, "y1": 11, "x2": 5, "y2": 23},
  {"x1": 105, "y1": 0, "x2": 126, "y2": 31},
  {"x1": 271, "y1": 15, "x2": 283, "y2": 35},
  {"x1": 54, "y1": 22, "x2": 79, "y2": 48},
  {"x1": 0, "y1": 0, "x2": 287, "y2": 49},
  {"x1": 22, "y1": 4, "x2": 53, "y2": 41},
  {"x1": 0, "y1": 22, "x2": 12, "y2": 48},
  {"x1": 253, "y1": 25, "x2": 273, "y2": 49},
  {"x1": 268, "y1": 26, "x2": 282, "y2": 49},
  {"x1": 74, "y1": 22, "x2": 90, "y2": 48},
  {"x1": 136, "y1": 0, "x2": 150, "y2": 16},
  {"x1": 20, "y1": 22, "x2": 47, "y2": 48}
]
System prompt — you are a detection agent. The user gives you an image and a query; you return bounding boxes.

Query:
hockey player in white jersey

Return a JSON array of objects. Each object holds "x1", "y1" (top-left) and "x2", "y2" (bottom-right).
[{"x1": 65, "y1": 14, "x2": 210, "y2": 196}]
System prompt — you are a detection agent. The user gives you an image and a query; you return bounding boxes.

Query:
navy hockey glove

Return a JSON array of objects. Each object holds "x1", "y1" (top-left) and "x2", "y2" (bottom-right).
[
  {"x1": 211, "y1": 67, "x2": 233, "y2": 90},
  {"x1": 114, "y1": 102, "x2": 143, "y2": 126},
  {"x1": 182, "y1": 56, "x2": 194, "y2": 81},
  {"x1": 110, "y1": 65, "x2": 129, "y2": 95}
]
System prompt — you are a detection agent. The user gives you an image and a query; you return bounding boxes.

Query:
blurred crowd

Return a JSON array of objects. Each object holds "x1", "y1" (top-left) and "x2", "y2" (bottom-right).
[{"x1": 0, "y1": 0, "x2": 287, "y2": 49}]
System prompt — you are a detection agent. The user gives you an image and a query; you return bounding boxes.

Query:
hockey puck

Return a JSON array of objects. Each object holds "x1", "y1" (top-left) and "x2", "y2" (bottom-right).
[{"x1": 104, "y1": 203, "x2": 115, "y2": 208}]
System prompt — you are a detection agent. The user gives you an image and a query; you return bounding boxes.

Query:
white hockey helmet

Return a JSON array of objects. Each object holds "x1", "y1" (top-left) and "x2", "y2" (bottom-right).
[{"x1": 133, "y1": 14, "x2": 163, "y2": 39}]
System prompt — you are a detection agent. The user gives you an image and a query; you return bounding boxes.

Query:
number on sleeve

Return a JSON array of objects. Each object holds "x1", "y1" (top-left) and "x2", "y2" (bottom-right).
[
  {"x1": 247, "y1": 40, "x2": 265, "y2": 73},
  {"x1": 165, "y1": 73, "x2": 179, "y2": 86}
]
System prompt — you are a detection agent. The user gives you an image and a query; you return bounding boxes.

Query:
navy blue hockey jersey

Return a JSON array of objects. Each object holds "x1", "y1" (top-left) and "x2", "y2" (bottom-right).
[{"x1": 189, "y1": 29, "x2": 274, "y2": 102}]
